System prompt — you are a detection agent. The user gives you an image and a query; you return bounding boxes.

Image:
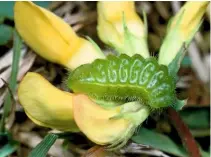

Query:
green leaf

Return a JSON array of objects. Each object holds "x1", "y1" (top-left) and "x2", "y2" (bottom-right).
[
  {"x1": 0, "y1": 24, "x2": 13, "y2": 45},
  {"x1": 28, "y1": 134, "x2": 58, "y2": 157},
  {"x1": 132, "y1": 128, "x2": 188, "y2": 157},
  {"x1": 180, "y1": 107, "x2": 210, "y2": 130},
  {"x1": 0, "y1": 141, "x2": 19, "y2": 157},
  {"x1": 0, "y1": 29, "x2": 22, "y2": 132},
  {"x1": 0, "y1": 2, "x2": 51, "y2": 20}
]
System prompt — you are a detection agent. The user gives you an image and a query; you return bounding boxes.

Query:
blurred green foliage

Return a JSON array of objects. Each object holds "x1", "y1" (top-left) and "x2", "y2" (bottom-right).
[
  {"x1": 132, "y1": 128, "x2": 187, "y2": 157},
  {"x1": 0, "y1": 2, "x2": 51, "y2": 20},
  {"x1": 180, "y1": 107, "x2": 210, "y2": 130},
  {"x1": 0, "y1": 24, "x2": 13, "y2": 45}
]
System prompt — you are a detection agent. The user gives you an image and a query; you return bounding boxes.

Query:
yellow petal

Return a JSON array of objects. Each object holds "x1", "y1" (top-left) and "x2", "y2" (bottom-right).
[
  {"x1": 18, "y1": 72, "x2": 79, "y2": 132},
  {"x1": 73, "y1": 95, "x2": 150, "y2": 147},
  {"x1": 73, "y1": 94, "x2": 129, "y2": 145},
  {"x1": 14, "y1": 2, "x2": 105, "y2": 70},
  {"x1": 158, "y1": 1, "x2": 209, "y2": 65},
  {"x1": 97, "y1": 1, "x2": 149, "y2": 58},
  {"x1": 171, "y1": 1, "x2": 209, "y2": 41},
  {"x1": 98, "y1": 1, "x2": 144, "y2": 37},
  {"x1": 66, "y1": 39, "x2": 105, "y2": 70}
]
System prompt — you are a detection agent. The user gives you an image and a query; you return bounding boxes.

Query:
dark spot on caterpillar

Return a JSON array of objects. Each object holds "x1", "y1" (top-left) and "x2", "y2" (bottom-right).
[{"x1": 68, "y1": 54, "x2": 176, "y2": 109}]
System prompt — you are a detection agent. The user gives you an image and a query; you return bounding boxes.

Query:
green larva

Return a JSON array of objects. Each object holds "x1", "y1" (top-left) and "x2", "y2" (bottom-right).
[{"x1": 67, "y1": 54, "x2": 176, "y2": 109}]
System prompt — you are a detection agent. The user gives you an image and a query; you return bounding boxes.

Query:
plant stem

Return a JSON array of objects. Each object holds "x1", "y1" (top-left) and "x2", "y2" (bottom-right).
[{"x1": 168, "y1": 108, "x2": 201, "y2": 157}]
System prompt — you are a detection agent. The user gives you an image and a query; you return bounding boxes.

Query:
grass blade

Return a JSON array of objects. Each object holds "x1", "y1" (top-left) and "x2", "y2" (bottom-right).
[
  {"x1": 28, "y1": 134, "x2": 58, "y2": 157},
  {"x1": 0, "y1": 141, "x2": 19, "y2": 157},
  {"x1": 0, "y1": 29, "x2": 22, "y2": 132}
]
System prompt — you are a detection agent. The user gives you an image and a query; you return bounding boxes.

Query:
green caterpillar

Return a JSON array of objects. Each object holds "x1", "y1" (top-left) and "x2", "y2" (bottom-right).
[{"x1": 67, "y1": 54, "x2": 176, "y2": 109}]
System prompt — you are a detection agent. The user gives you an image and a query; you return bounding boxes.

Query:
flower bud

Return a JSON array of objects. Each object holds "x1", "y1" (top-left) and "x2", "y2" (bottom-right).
[
  {"x1": 158, "y1": 2, "x2": 209, "y2": 66},
  {"x1": 14, "y1": 2, "x2": 105, "y2": 70},
  {"x1": 18, "y1": 72, "x2": 79, "y2": 132},
  {"x1": 97, "y1": 1, "x2": 149, "y2": 58}
]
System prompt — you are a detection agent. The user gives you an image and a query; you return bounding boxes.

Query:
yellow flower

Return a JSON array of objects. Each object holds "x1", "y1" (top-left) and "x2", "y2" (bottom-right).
[
  {"x1": 14, "y1": 2, "x2": 105, "y2": 70},
  {"x1": 171, "y1": 2, "x2": 209, "y2": 41},
  {"x1": 18, "y1": 72, "x2": 150, "y2": 147},
  {"x1": 73, "y1": 94, "x2": 149, "y2": 147},
  {"x1": 158, "y1": 1, "x2": 209, "y2": 66},
  {"x1": 15, "y1": 0, "x2": 210, "y2": 150},
  {"x1": 18, "y1": 72, "x2": 79, "y2": 132},
  {"x1": 97, "y1": 1, "x2": 149, "y2": 58},
  {"x1": 73, "y1": 94, "x2": 129, "y2": 145},
  {"x1": 16, "y1": 1, "x2": 208, "y2": 149}
]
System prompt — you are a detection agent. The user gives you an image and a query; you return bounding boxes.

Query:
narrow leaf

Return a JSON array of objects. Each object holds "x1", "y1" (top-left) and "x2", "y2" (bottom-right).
[
  {"x1": 28, "y1": 134, "x2": 58, "y2": 157},
  {"x1": 0, "y1": 141, "x2": 19, "y2": 157},
  {"x1": 0, "y1": 29, "x2": 22, "y2": 132},
  {"x1": 132, "y1": 128, "x2": 188, "y2": 157}
]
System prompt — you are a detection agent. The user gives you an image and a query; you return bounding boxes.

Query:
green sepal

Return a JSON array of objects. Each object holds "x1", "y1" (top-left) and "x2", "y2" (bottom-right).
[
  {"x1": 158, "y1": 10, "x2": 185, "y2": 66},
  {"x1": 142, "y1": 11, "x2": 148, "y2": 39},
  {"x1": 85, "y1": 36, "x2": 106, "y2": 58},
  {"x1": 107, "y1": 101, "x2": 150, "y2": 150},
  {"x1": 109, "y1": 101, "x2": 140, "y2": 120},
  {"x1": 120, "y1": 12, "x2": 149, "y2": 58},
  {"x1": 172, "y1": 99, "x2": 187, "y2": 111},
  {"x1": 167, "y1": 45, "x2": 187, "y2": 80},
  {"x1": 167, "y1": 19, "x2": 202, "y2": 78},
  {"x1": 110, "y1": 101, "x2": 150, "y2": 126},
  {"x1": 166, "y1": 16, "x2": 173, "y2": 32}
]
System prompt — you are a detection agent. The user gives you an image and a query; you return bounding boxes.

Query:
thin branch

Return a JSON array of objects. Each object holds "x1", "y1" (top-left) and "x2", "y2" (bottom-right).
[{"x1": 168, "y1": 108, "x2": 201, "y2": 157}]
